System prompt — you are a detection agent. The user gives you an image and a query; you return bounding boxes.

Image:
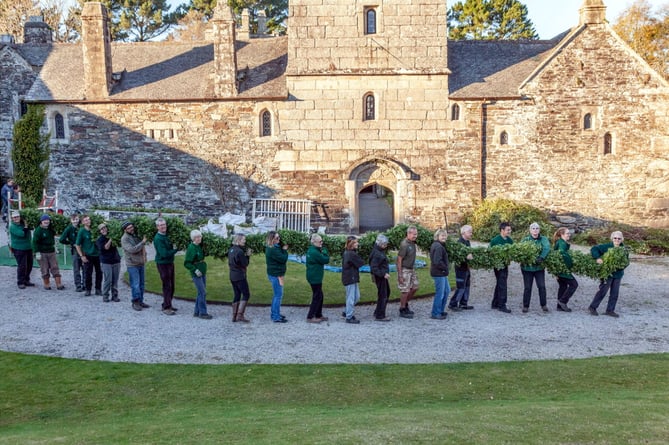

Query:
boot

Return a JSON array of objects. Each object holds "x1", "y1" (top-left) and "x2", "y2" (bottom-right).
[
  {"x1": 55, "y1": 276, "x2": 65, "y2": 290},
  {"x1": 236, "y1": 301, "x2": 250, "y2": 323},
  {"x1": 43, "y1": 277, "x2": 51, "y2": 290},
  {"x1": 231, "y1": 302, "x2": 239, "y2": 322}
]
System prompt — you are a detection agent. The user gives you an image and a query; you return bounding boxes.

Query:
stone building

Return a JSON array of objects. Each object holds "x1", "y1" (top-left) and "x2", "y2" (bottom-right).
[{"x1": 1, "y1": 0, "x2": 668, "y2": 232}]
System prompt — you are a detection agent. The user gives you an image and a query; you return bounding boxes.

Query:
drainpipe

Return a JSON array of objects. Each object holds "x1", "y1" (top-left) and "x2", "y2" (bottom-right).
[{"x1": 479, "y1": 99, "x2": 491, "y2": 200}]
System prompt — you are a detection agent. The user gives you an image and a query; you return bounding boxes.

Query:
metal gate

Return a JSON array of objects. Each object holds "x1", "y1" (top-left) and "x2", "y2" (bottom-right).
[{"x1": 251, "y1": 199, "x2": 312, "y2": 232}]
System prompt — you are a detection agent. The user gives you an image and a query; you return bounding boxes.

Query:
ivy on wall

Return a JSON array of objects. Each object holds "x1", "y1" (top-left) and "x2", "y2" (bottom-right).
[{"x1": 12, "y1": 104, "x2": 50, "y2": 204}]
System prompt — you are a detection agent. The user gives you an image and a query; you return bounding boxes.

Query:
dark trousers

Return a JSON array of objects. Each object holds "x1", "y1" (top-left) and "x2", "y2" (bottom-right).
[
  {"x1": 522, "y1": 269, "x2": 546, "y2": 308},
  {"x1": 157, "y1": 263, "x2": 175, "y2": 309},
  {"x1": 231, "y1": 278, "x2": 250, "y2": 303},
  {"x1": 373, "y1": 275, "x2": 390, "y2": 318},
  {"x1": 13, "y1": 248, "x2": 33, "y2": 286},
  {"x1": 491, "y1": 267, "x2": 508, "y2": 309},
  {"x1": 307, "y1": 283, "x2": 324, "y2": 319},
  {"x1": 590, "y1": 277, "x2": 622, "y2": 312},
  {"x1": 556, "y1": 277, "x2": 578, "y2": 304},
  {"x1": 449, "y1": 268, "x2": 471, "y2": 307},
  {"x1": 83, "y1": 255, "x2": 102, "y2": 292},
  {"x1": 71, "y1": 247, "x2": 84, "y2": 289}
]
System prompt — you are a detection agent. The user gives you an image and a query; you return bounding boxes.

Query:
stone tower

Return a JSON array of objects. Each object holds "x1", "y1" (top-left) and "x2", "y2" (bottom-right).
[
  {"x1": 579, "y1": 0, "x2": 607, "y2": 25},
  {"x1": 211, "y1": 2, "x2": 238, "y2": 97},
  {"x1": 81, "y1": 2, "x2": 112, "y2": 100}
]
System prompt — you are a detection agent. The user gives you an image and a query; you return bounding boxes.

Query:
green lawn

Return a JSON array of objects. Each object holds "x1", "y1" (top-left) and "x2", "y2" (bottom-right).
[
  {"x1": 0, "y1": 352, "x2": 667, "y2": 444},
  {"x1": 142, "y1": 255, "x2": 447, "y2": 305}
]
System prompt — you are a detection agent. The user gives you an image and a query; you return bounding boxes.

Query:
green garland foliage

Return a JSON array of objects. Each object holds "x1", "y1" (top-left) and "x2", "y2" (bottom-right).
[{"x1": 11, "y1": 105, "x2": 50, "y2": 204}]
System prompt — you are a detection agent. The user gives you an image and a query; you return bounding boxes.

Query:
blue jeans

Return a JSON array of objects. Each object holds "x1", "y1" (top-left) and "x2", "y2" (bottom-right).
[
  {"x1": 431, "y1": 276, "x2": 451, "y2": 317},
  {"x1": 344, "y1": 283, "x2": 360, "y2": 319},
  {"x1": 192, "y1": 275, "x2": 208, "y2": 316},
  {"x1": 268, "y1": 275, "x2": 283, "y2": 321},
  {"x1": 127, "y1": 265, "x2": 145, "y2": 302}
]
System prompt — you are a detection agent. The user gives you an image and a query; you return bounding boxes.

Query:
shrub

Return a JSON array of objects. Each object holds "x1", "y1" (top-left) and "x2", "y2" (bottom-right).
[
  {"x1": 12, "y1": 105, "x2": 50, "y2": 204},
  {"x1": 464, "y1": 199, "x2": 551, "y2": 242}
]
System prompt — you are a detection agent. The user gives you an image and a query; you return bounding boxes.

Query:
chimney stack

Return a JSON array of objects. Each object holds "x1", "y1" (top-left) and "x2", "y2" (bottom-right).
[
  {"x1": 81, "y1": 2, "x2": 112, "y2": 100},
  {"x1": 24, "y1": 16, "x2": 52, "y2": 44},
  {"x1": 211, "y1": 3, "x2": 238, "y2": 97}
]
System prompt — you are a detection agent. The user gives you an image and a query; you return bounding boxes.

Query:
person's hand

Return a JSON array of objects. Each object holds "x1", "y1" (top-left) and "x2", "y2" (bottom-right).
[
  {"x1": 246, "y1": 248, "x2": 252, "y2": 256},
  {"x1": 384, "y1": 273, "x2": 390, "y2": 279},
  {"x1": 536, "y1": 256, "x2": 544, "y2": 264},
  {"x1": 466, "y1": 253, "x2": 474, "y2": 260},
  {"x1": 282, "y1": 244, "x2": 289, "y2": 250},
  {"x1": 35, "y1": 252, "x2": 41, "y2": 261},
  {"x1": 195, "y1": 269, "x2": 202, "y2": 277},
  {"x1": 142, "y1": 236, "x2": 147, "y2": 243},
  {"x1": 172, "y1": 243, "x2": 178, "y2": 250},
  {"x1": 596, "y1": 258, "x2": 603, "y2": 264},
  {"x1": 81, "y1": 256, "x2": 88, "y2": 263}
]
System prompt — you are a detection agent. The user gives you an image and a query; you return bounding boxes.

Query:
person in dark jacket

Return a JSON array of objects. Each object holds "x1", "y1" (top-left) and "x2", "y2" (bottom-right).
[
  {"x1": 588, "y1": 231, "x2": 629, "y2": 317},
  {"x1": 9, "y1": 210, "x2": 34, "y2": 289},
  {"x1": 369, "y1": 234, "x2": 391, "y2": 322},
  {"x1": 59, "y1": 213, "x2": 84, "y2": 292},
  {"x1": 305, "y1": 233, "x2": 330, "y2": 323},
  {"x1": 429, "y1": 229, "x2": 450, "y2": 320},
  {"x1": 552, "y1": 227, "x2": 578, "y2": 312},
  {"x1": 490, "y1": 222, "x2": 513, "y2": 313},
  {"x1": 33, "y1": 214, "x2": 63, "y2": 290},
  {"x1": 520, "y1": 222, "x2": 551, "y2": 313},
  {"x1": 342, "y1": 236, "x2": 365, "y2": 324},
  {"x1": 448, "y1": 225, "x2": 475, "y2": 311},
  {"x1": 228, "y1": 234, "x2": 252, "y2": 322},
  {"x1": 96, "y1": 223, "x2": 121, "y2": 303},
  {"x1": 154, "y1": 217, "x2": 179, "y2": 313},
  {"x1": 75, "y1": 215, "x2": 102, "y2": 296},
  {"x1": 265, "y1": 231, "x2": 289, "y2": 323}
]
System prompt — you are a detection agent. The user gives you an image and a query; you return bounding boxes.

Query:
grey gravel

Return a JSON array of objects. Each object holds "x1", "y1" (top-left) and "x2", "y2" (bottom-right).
[{"x1": 1, "y1": 231, "x2": 668, "y2": 365}]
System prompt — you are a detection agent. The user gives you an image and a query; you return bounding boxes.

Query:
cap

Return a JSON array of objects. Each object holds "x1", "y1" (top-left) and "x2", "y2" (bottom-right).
[
  {"x1": 121, "y1": 221, "x2": 133, "y2": 230},
  {"x1": 530, "y1": 222, "x2": 541, "y2": 230},
  {"x1": 98, "y1": 223, "x2": 107, "y2": 230},
  {"x1": 11, "y1": 210, "x2": 20, "y2": 218},
  {"x1": 40, "y1": 214, "x2": 51, "y2": 222}
]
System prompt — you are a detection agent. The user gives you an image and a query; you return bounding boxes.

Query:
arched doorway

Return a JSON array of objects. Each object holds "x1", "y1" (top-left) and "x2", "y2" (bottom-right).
[
  {"x1": 346, "y1": 158, "x2": 412, "y2": 233},
  {"x1": 358, "y1": 184, "x2": 393, "y2": 232}
]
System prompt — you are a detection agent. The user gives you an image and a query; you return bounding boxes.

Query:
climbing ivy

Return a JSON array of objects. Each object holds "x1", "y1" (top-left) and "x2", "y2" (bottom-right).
[{"x1": 12, "y1": 105, "x2": 51, "y2": 204}]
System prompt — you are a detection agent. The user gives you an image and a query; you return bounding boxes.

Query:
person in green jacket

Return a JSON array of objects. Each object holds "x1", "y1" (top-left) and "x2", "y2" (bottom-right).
[
  {"x1": 9, "y1": 210, "x2": 34, "y2": 289},
  {"x1": 490, "y1": 222, "x2": 513, "y2": 313},
  {"x1": 552, "y1": 227, "x2": 578, "y2": 312},
  {"x1": 305, "y1": 233, "x2": 330, "y2": 323},
  {"x1": 588, "y1": 231, "x2": 629, "y2": 317},
  {"x1": 184, "y1": 229, "x2": 210, "y2": 319},
  {"x1": 266, "y1": 230, "x2": 289, "y2": 323},
  {"x1": 59, "y1": 213, "x2": 84, "y2": 292},
  {"x1": 75, "y1": 215, "x2": 101, "y2": 296},
  {"x1": 32, "y1": 214, "x2": 64, "y2": 290},
  {"x1": 154, "y1": 218, "x2": 179, "y2": 313},
  {"x1": 521, "y1": 222, "x2": 551, "y2": 313}
]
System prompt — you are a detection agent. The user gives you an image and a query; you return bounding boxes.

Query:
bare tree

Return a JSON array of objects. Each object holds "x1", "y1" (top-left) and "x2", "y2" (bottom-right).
[{"x1": 0, "y1": 0, "x2": 39, "y2": 43}]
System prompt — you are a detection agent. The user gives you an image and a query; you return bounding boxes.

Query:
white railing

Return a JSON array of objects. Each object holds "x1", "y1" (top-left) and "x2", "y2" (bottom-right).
[{"x1": 252, "y1": 198, "x2": 312, "y2": 232}]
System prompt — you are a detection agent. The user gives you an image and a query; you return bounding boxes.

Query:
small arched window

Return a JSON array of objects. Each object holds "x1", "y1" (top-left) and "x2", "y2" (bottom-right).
[
  {"x1": 364, "y1": 94, "x2": 375, "y2": 121},
  {"x1": 604, "y1": 132, "x2": 612, "y2": 155},
  {"x1": 365, "y1": 9, "x2": 376, "y2": 35},
  {"x1": 261, "y1": 110, "x2": 272, "y2": 136},
  {"x1": 500, "y1": 131, "x2": 508, "y2": 145},
  {"x1": 54, "y1": 113, "x2": 65, "y2": 139},
  {"x1": 583, "y1": 113, "x2": 592, "y2": 130},
  {"x1": 451, "y1": 103, "x2": 460, "y2": 121},
  {"x1": 20, "y1": 101, "x2": 28, "y2": 116}
]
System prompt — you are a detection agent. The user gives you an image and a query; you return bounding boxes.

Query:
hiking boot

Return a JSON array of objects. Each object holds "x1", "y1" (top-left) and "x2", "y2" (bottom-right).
[
  {"x1": 76, "y1": 287, "x2": 84, "y2": 292},
  {"x1": 522, "y1": 307, "x2": 529, "y2": 313},
  {"x1": 498, "y1": 306, "x2": 512, "y2": 313},
  {"x1": 341, "y1": 311, "x2": 346, "y2": 318},
  {"x1": 132, "y1": 302, "x2": 142, "y2": 311},
  {"x1": 103, "y1": 296, "x2": 110, "y2": 303},
  {"x1": 139, "y1": 302, "x2": 150, "y2": 308},
  {"x1": 557, "y1": 302, "x2": 572, "y2": 312},
  {"x1": 18, "y1": 284, "x2": 26, "y2": 289},
  {"x1": 430, "y1": 313, "x2": 448, "y2": 320},
  {"x1": 95, "y1": 289, "x2": 102, "y2": 296},
  {"x1": 199, "y1": 314, "x2": 213, "y2": 320},
  {"x1": 345, "y1": 316, "x2": 360, "y2": 324},
  {"x1": 84, "y1": 290, "x2": 91, "y2": 296},
  {"x1": 375, "y1": 317, "x2": 391, "y2": 322},
  {"x1": 307, "y1": 318, "x2": 322, "y2": 324},
  {"x1": 459, "y1": 304, "x2": 474, "y2": 310},
  {"x1": 604, "y1": 310, "x2": 619, "y2": 318},
  {"x1": 162, "y1": 308, "x2": 176, "y2": 316},
  {"x1": 111, "y1": 296, "x2": 120, "y2": 302},
  {"x1": 588, "y1": 307, "x2": 599, "y2": 316},
  {"x1": 448, "y1": 305, "x2": 462, "y2": 312},
  {"x1": 399, "y1": 308, "x2": 414, "y2": 319},
  {"x1": 541, "y1": 306, "x2": 550, "y2": 312},
  {"x1": 25, "y1": 282, "x2": 35, "y2": 287}
]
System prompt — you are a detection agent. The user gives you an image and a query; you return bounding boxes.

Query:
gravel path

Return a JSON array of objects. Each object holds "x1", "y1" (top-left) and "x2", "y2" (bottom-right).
[{"x1": 1, "y1": 229, "x2": 668, "y2": 365}]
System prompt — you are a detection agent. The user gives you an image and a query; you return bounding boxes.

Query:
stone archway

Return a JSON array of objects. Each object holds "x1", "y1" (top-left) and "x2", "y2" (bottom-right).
[{"x1": 346, "y1": 158, "x2": 411, "y2": 233}]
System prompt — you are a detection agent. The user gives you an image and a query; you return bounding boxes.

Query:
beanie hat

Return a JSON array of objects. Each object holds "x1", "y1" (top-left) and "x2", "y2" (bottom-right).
[
  {"x1": 121, "y1": 221, "x2": 132, "y2": 230},
  {"x1": 98, "y1": 223, "x2": 107, "y2": 230},
  {"x1": 40, "y1": 214, "x2": 51, "y2": 222}
]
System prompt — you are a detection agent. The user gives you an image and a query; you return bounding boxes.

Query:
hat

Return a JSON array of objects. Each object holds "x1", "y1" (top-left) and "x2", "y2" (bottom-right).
[
  {"x1": 10, "y1": 210, "x2": 20, "y2": 218},
  {"x1": 121, "y1": 221, "x2": 133, "y2": 230},
  {"x1": 40, "y1": 214, "x2": 51, "y2": 222},
  {"x1": 98, "y1": 223, "x2": 107, "y2": 230},
  {"x1": 530, "y1": 222, "x2": 541, "y2": 230}
]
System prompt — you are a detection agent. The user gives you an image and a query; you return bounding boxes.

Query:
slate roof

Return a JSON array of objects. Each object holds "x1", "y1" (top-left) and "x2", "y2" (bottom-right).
[
  {"x1": 20, "y1": 30, "x2": 571, "y2": 102},
  {"x1": 23, "y1": 36, "x2": 288, "y2": 102},
  {"x1": 447, "y1": 32, "x2": 568, "y2": 99}
]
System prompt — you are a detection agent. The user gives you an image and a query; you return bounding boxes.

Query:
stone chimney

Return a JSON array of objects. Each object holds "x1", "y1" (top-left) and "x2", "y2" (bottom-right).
[
  {"x1": 238, "y1": 9, "x2": 250, "y2": 41},
  {"x1": 579, "y1": 0, "x2": 607, "y2": 26},
  {"x1": 24, "y1": 16, "x2": 52, "y2": 44},
  {"x1": 81, "y1": 2, "x2": 112, "y2": 100},
  {"x1": 211, "y1": 2, "x2": 238, "y2": 97},
  {"x1": 257, "y1": 11, "x2": 267, "y2": 35}
]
